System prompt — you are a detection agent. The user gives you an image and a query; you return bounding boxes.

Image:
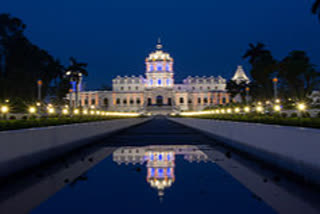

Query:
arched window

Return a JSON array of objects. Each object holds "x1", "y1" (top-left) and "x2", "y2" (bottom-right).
[
  {"x1": 91, "y1": 99, "x2": 95, "y2": 104},
  {"x1": 222, "y1": 97, "x2": 227, "y2": 104},
  {"x1": 166, "y1": 79, "x2": 170, "y2": 86},
  {"x1": 136, "y1": 98, "x2": 141, "y2": 104},
  {"x1": 123, "y1": 99, "x2": 127, "y2": 105},
  {"x1": 116, "y1": 98, "x2": 120, "y2": 105},
  {"x1": 188, "y1": 99, "x2": 192, "y2": 104},
  {"x1": 180, "y1": 97, "x2": 184, "y2": 104},
  {"x1": 198, "y1": 98, "x2": 201, "y2": 104},
  {"x1": 204, "y1": 98, "x2": 208, "y2": 104},
  {"x1": 166, "y1": 64, "x2": 170, "y2": 71},
  {"x1": 130, "y1": 99, "x2": 134, "y2": 104},
  {"x1": 158, "y1": 79, "x2": 162, "y2": 85},
  {"x1": 157, "y1": 64, "x2": 162, "y2": 71}
]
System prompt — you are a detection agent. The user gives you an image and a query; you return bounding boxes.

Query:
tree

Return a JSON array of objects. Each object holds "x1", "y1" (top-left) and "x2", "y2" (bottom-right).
[
  {"x1": 312, "y1": 0, "x2": 320, "y2": 20},
  {"x1": 278, "y1": 51, "x2": 319, "y2": 99},
  {"x1": 0, "y1": 14, "x2": 65, "y2": 101},
  {"x1": 226, "y1": 80, "x2": 248, "y2": 102},
  {"x1": 243, "y1": 43, "x2": 277, "y2": 100}
]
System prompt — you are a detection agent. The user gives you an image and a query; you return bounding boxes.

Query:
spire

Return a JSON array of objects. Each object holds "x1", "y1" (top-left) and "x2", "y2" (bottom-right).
[{"x1": 156, "y1": 37, "x2": 163, "y2": 50}]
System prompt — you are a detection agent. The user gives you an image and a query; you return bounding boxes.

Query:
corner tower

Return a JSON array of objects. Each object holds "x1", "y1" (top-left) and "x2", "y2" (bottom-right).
[{"x1": 145, "y1": 39, "x2": 174, "y2": 88}]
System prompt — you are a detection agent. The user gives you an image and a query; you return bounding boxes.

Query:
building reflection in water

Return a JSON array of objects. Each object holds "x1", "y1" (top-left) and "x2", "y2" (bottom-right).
[{"x1": 113, "y1": 145, "x2": 210, "y2": 199}]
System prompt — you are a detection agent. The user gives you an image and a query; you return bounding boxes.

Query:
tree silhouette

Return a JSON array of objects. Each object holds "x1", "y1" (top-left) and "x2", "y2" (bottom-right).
[{"x1": 312, "y1": 0, "x2": 320, "y2": 20}]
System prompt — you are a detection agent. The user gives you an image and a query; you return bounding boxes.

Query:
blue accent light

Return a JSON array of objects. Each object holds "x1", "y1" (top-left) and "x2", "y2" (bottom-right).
[
  {"x1": 71, "y1": 81, "x2": 77, "y2": 91},
  {"x1": 158, "y1": 79, "x2": 161, "y2": 85},
  {"x1": 158, "y1": 168, "x2": 164, "y2": 177},
  {"x1": 166, "y1": 64, "x2": 170, "y2": 71},
  {"x1": 150, "y1": 79, "x2": 153, "y2": 86},
  {"x1": 150, "y1": 64, "x2": 153, "y2": 71},
  {"x1": 159, "y1": 154, "x2": 162, "y2": 160},
  {"x1": 167, "y1": 154, "x2": 170, "y2": 160},
  {"x1": 166, "y1": 79, "x2": 170, "y2": 85},
  {"x1": 157, "y1": 65, "x2": 162, "y2": 71},
  {"x1": 150, "y1": 154, "x2": 154, "y2": 161},
  {"x1": 167, "y1": 168, "x2": 171, "y2": 175},
  {"x1": 151, "y1": 168, "x2": 155, "y2": 176}
]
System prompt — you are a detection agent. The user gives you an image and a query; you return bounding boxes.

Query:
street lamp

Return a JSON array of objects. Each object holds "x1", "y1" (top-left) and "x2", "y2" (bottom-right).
[
  {"x1": 297, "y1": 103, "x2": 306, "y2": 111},
  {"x1": 48, "y1": 107, "x2": 55, "y2": 115},
  {"x1": 273, "y1": 77, "x2": 278, "y2": 100},
  {"x1": 234, "y1": 107, "x2": 240, "y2": 113},
  {"x1": 62, "y1": 108, "x2": 69, "y2": 115},
  {"x1": 73, "y1": 109, "x2": 80, "y2": 115},
  {"x1": 245, "y1": 87, "x2": 250, "y2": 103}
]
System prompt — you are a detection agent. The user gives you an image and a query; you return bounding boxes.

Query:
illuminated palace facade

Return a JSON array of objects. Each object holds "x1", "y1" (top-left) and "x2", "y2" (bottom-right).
[
  {"x1": 113, "y1": 145, "x2": 209, "y2": 198},
  {"x1": 74, "y1": 41, "x2": 248, "y2": 113}
]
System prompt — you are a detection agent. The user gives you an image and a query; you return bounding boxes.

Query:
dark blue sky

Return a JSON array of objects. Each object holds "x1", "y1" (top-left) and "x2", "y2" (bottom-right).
[{"x1": 1, "y1": 0, "x2": 320, "y2": 89}]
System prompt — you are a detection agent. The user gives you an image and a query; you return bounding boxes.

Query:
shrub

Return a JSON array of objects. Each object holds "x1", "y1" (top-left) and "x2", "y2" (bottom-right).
[
  {"x1": 9, "y1": 115, "x2": 16, "y2": 120},
  {"x1": 317, "y1": 112, "x2": 320, "y2": 118},
  {"x1": 290, "y1": 112, "x2": 298, "y2": 118},
  {"x1": 281, "y1": 113, "x2": 288, "y2": 118}
]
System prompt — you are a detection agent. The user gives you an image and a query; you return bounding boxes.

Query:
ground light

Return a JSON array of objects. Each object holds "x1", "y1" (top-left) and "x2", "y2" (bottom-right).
[
  {"x1": 48, "y1": 107, "x2": 55, "y2": 114},
  {"x1": 221, "y1": 109, "x2": 226, "y2": 114},
  {"x1": 275, "y1": 99, "x2": 281, "y2": 104},
  {"x1": 297, "y1": 103, "x2": 306, "y2": 111},
  {"x1": 227, "y1": 108, "x2": 232, "y2": 114},
  {"x1": 1, "y1": 105, "x2": 9, "y2": 114},
  {"x1": 90, "y1": 110, "x2": 95, "y2": 115},
  {"x1": 28, "y1": 106, "x2": 36, "y2": 114},
  {"x1": 62, "y1": 109, "x2": 69, "y2": 115},
  {"x1": 273, "y1": 105, "x2": 281, "y2": 112},
  {"x1": 256, "y1": 106, "x2": 264, "y2": 113},
  {"x1": 234, "y1": 107, "x2": 240, "y2": 113},
  {"x1": 73, "y1": 109, "x2": 80, "y2": 115},
  {"x1": 244, "y1": 106, "x2": 250, "y2": 113},
  {"x1": 83, "y1": 109, "x2": 88, "y2": 115}
]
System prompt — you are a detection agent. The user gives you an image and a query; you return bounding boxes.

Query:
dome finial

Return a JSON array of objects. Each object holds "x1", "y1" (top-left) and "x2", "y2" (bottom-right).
[{"x1": 156, "y1": 37, "x2": 163, "y2": 50}]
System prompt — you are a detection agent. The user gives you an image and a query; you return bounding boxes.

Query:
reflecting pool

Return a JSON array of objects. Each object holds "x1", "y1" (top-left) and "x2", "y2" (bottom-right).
[{"x1": 0, "y1": 118, "x2": 319, "y2": 214}]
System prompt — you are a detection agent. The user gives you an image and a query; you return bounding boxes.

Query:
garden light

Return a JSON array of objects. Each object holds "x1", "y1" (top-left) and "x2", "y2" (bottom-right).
[
  {"x1": 234, "y1": 107, "x2": 240, "y2": 113},
  {"x1": 1, "y1": 105, "x2": 9, "y2": 114},
  {"x1": 227, "y1": 108, "x2": 232, "y2": 114},
  {"x1": 297, "y1": 103, "x2": 306, "y2": 111},
  {"x1": 275, "y1": 99, "x2": 281, "y2": 104},
  {"x1": 62, "y1": 109, "x2": 69, "y2": 115},
  {"x1": 73, "y1": 109, "x2": 80, "y2": 115},
  {"x1": 90, "y1": 110, "x2": 95, "y2": 115},
  {"x1": 273, "y1": 105, "x2": 281, "y2": 112},
  {"x1": 36, "y1": 102, "x2": 41, "y2": 107},
  {"x1": 244, "y1": 106, "x2": 250, "y2": 113},
  {"x1": 221, "y1": 109, "x2": 226, "y2": 114},
  {"x1": 83, "y1": 109, "x2": 88, "y2": 115},
  {"x1": 256, "y1": 106, "x2": 264, "y2": 113},
  {"x1": 29, "y1": 106, "x2": 36, "y2": 114},
  {"x1": 48, "y1": 108, "x2": 55, "y2": 114}
]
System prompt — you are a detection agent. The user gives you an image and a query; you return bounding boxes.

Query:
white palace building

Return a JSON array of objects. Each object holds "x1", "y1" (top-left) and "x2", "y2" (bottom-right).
[{"x1": 71, "y1": 40, "x2": 249, "y2": 113}]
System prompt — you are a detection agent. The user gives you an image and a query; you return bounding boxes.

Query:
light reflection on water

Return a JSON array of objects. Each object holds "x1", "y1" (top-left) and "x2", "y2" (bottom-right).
[{"x1": 0, "y1": 142, "x2": 319, "y2": 214}]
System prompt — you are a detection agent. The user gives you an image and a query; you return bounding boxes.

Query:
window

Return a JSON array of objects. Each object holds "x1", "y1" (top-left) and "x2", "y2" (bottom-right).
[
  {"x1": 204, "y1": 98, "x2": 208, "y2": 104},
  {"x1": 192, "y1": 87, "x2": 195, "y2": 90},
  {"x1": 123, "y1": 99, "x2": 127, "y2": 104},
  {"x1": 207, "y1": 87, "x2": 210, "y2": 90},
  {"x1": 85, "y1": 99, "x2": 88, "y2": 105},
  {"x1": 128, "y1": 86, "x2": 131, "y2": 90},
  {"x1": 198, "y1": 98, "x2": 201, "y2": 104},
  {"x1": 158, "y1": 79, "x2": 162, "y2": 85},
  {"x1": 222, "y1": 97, "x2": 227, "y2": 104},
  {"x1": 136, "y1": 86, "x2": 139, "y2": 90},
  {"x1": 116, "y1": 98, "x2": 120, "y2": 105},
  {"x1": 188, "y1": 99, "x2": 192, "y2": 104},
  {"x1": 130, "y1": 99, "x2": 134, "y2": 104},
  {"x1": 120, "y1": 87, "x2": 124, "y2": 91},
  {"x1": 180, "y1": 97, "x2": 184, "y2": 104},
  {"x1": 166, "y1": 79, "x2": 170, "y2": 85},
  {"x1": 200, "y1": 86, "x2": 203, "y2": 90},
  {"x1": 103, "y1": 98, "x2": 109, "y2": 107},
  {"x1": 157, "y1": 65, "x2": 162, "y2": 71},
  {"x1": 137, "y1": 99, "x2": 141, "y2": 104},
  {"x1": 178, "y1": 87, "x2": 181, "y2": 90},
  {"x1": 166, "y1": 64, "x2": 170, "y2": 71},
  {"x1": 91, "y1": 99, "x2": 95, "y2": 104},
  {"x1": 150, "y1": 79, "x2": 153, "y2": 86}
]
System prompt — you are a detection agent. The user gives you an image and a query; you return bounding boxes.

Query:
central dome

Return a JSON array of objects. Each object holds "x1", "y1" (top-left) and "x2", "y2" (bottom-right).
[{"x1": 145, "y1": 39, "x2": 173, "y2": 62}]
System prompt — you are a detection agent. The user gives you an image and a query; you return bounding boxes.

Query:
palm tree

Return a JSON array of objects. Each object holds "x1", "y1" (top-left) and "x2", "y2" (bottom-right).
[
  {"x1": 312, "y1": 0, "x2": 320, "y2": 20},
  {"x1": 242, "y1": 42, "x2": 267, "y2": 64},
  {"x1": 65, "y1": 57, "x2": 88, "y2": 108}
]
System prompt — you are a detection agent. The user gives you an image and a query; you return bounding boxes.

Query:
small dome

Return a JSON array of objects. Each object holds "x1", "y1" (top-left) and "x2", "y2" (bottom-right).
[{"x1": 145, "y1": 39, "x2": 173, "y2": 62}]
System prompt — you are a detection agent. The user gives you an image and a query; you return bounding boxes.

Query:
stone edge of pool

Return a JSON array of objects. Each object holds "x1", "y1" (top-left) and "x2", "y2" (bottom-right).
[
  {"x1": 0, "y1": 118, "x2": 151, "y2": 178},
  {"x1": 169, "y1": 117, "x2": 320, "y2": 186}
]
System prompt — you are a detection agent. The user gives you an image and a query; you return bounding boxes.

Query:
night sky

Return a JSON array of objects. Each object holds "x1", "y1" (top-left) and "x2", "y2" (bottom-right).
[{"x1": 1, "y1": 0, "x2": 320, "y2": 90}]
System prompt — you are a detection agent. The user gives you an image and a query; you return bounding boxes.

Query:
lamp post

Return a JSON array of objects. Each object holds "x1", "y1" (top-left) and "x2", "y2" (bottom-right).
[
  {"x1": 245, "y1": 87, "x2": 250, "y2": 104},
  {"x1": 272, "y1": 78, "x2": 278, "y2": 100}
]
